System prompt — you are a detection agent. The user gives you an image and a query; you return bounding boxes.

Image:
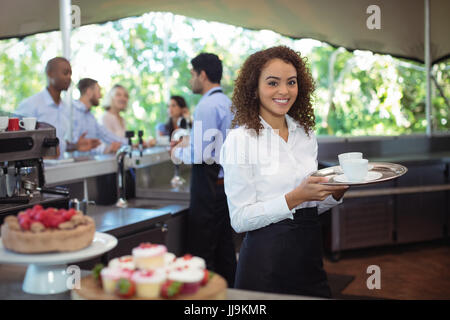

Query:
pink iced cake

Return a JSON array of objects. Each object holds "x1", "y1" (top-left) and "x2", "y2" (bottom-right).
[
  {"x1": 131, "y1": 269, "x2": 166, "y2": 298},
  {"x1": 100, "y1": 267, "x2": 134, "y2": 294},
  {"x1": 164, "y1": 252, "x2": 176, "y2": 267},
  {"x1": 108, "y1": 255, "x2": 135, "y2": 271},
  {"x1": 132, "y1": 242, "x2": 167, "y2": 270},
  {"x1": 167, "y1": 266, "x2": 204, "y2": 295},
  {"x1": 172, "y1": 254, "x2": 206, "y2": 270}
]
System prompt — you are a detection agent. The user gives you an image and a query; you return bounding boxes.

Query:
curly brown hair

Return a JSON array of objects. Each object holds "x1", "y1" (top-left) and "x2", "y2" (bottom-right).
[{"x1": 231, "y1": 46, "x2": 316, "y2": 135}]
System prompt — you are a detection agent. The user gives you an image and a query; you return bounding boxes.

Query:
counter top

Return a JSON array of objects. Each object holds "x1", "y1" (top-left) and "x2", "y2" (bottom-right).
[
  {"x1": 44, "y1": 146, "x2": 171, "y2": 185},
  {"x1": 85, "y1": 197, "x2": 189, "y2": 238},
  {"x1": 0, "y1": 264, "x2": 319, "y2": 300}
]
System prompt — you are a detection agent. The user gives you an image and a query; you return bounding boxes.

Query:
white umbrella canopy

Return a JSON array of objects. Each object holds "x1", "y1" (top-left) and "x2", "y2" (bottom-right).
[{"x1": 0, "y1": 0, "x2": 449, "y2": 64}]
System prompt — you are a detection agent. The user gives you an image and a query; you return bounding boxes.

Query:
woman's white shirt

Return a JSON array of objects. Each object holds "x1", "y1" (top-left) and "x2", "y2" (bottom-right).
[{"x1": 220, "y1": 114, "x2": 342, "y2": 233}]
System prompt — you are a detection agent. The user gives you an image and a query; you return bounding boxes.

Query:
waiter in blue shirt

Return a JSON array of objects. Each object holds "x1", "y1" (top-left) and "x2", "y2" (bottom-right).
[
  {"x1": 171, "y1": 53, "x2": 237, "y2": 287},
  {"x1": 72, "y1": 78, "x2": 127, "y2": 154}
]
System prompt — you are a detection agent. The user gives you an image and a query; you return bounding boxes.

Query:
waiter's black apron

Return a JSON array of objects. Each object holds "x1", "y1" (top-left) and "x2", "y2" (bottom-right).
[
  {"x1": 234, "y1": 207, "x2": 331, "y2": 298},
  {"x1": 187, "y1": 89, "x2": 237, "y2": 287}
]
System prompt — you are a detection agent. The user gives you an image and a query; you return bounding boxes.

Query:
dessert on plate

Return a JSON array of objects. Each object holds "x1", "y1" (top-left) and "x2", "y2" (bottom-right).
[
  {"x1": 83, "y1": 242, "x2": 222, "y2": 300},
  {"x1": 1, "y1": 205, "x2": 95, "y2": 254},
  {"x1": 131, "y1": 269, "x2": 166, "y2": 298},
  {"x1": 132, "y1": 242, "x2": 167, "y2": 269}
]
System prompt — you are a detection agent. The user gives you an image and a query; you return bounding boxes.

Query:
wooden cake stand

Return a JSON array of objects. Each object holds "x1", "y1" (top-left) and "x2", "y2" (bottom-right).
[{"x1": 71, "y1": 272, "x2": 227, "y2": 300}]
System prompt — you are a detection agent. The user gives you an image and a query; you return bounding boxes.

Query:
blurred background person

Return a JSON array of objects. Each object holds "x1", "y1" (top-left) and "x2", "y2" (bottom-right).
[
  {"x1": 16, "y1": 57, "x2": 100, "y2": 157},
  {"x1": 72, "y1": 78, "x2": 128, "y2": 154},
  {"x1": 157, "y1": 95, "x2": 192, "y2": 138},
  {"x1": 101, "y1": 84, "x2": 128, "y2": 139},
  {"x1": 102, "y1": 84, "x2": 156, "y2": 148}
]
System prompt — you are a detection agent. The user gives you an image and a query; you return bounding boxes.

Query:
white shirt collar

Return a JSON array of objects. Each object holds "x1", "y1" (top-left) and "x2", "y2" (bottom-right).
[
  {"x1": 73, "y1": 99, "x2": 90, "y2": 113},
  {"x1": 43, "y1": 88, "x2": 61, "y2": 108},
  {"x1": 259, "y1": 114, "x2": 299, "y2": 133}
]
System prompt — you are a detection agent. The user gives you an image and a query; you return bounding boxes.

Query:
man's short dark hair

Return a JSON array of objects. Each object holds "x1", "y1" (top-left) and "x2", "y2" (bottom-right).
[
  {"x1": 45, "y1": 57, "x2": 70, "y2": 74},
  {"x1": 77, "y1": 78, "x2": 98, "y2": 95},
  {"x1": 191, "y1": 53, "x2": 222, "y2": 84}
]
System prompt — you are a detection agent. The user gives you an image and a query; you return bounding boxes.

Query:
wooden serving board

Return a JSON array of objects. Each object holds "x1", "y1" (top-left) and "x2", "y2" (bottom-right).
[{"x1": 71, "y1": 273, "x2": 227, "y2": 300}]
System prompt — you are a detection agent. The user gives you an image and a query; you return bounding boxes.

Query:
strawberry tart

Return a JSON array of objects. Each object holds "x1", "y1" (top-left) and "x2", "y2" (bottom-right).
[{"x1": 1, "y1": 205, "x2": 95, "y2": 253}]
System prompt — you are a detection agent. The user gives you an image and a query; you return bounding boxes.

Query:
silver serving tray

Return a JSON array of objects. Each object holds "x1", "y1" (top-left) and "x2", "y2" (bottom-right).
[{"x1": 311, "y1": 162, "x2": 408, "y2": 186}]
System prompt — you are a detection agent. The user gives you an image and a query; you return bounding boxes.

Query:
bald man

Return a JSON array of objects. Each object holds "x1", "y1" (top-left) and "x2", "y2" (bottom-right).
[{"x1": 16, "y1": 57, "x2": 100, "y2": 157}]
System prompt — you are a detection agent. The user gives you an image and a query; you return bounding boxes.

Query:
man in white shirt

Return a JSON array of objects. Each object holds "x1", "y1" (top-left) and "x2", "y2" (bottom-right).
[{"x1": 16, "y1": 57, "x2": 100, "y2": 157}]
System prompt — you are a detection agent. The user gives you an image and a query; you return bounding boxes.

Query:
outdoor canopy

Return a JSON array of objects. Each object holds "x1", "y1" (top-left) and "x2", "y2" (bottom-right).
[{"x1": 1, "y1": 0, "x2": 449, "y2": 65}]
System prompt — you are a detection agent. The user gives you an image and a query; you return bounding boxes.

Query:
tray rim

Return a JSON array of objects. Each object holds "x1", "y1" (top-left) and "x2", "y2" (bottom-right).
[{"x1": 313, "y1": 162, "x2": 408, "y2": 186}]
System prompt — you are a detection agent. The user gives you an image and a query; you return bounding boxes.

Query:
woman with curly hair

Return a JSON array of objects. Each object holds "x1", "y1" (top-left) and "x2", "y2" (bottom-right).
[{"x1": 220, "y1": 46, "x2": 349, "y2": 298}]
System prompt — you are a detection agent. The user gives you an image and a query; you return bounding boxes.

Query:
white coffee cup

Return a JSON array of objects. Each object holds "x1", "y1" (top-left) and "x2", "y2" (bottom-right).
[
  {"x1": 338, "y1": 152, "x2": 363, "y2": 167},
  {"x1": 0, "y1": 116, "x2": 8, "y2": 132},
  {"x1": 341, "y1": 158, "x2": 369, "y2": 181},
  {"x1": 156, "y1": 135, "x2": 170, "y2": 145},
  {"x1": 19, "y1": 117, "x2": 37, "y2": 130}
]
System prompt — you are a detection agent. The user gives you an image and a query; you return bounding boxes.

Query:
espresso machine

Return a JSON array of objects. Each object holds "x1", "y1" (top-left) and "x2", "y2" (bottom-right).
[{"x1": 0, "y1": 119, "x2": 69, "y2": 224}]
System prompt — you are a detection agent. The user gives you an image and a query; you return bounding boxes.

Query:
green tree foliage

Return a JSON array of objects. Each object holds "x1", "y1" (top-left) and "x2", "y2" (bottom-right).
[
  {"x1": 0, "y1": 12, "x2": 448, "y2": 137},
  {"x1": 0, "y1": 36, "x2": 50, "y2": 113}
]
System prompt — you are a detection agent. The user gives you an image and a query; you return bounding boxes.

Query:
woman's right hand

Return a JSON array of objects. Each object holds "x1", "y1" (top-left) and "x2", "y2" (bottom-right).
[{"x1": 285, "y1": 176, "x2": 349, "y2": 210}]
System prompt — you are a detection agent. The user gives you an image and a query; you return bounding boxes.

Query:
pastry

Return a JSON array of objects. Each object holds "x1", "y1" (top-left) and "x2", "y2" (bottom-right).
[
  {"x1": 0, "y1": 205, "x2": 95, "y2": 254},
  {"x1": 101, "y1": 267, "x2": 134, "y2": 294},
  {"x1": 75, "y1": 244, "x2": 226, "y2": 300},
  {"x1": 171, "y1": 253, "x2": 206, "y2": 270},
  {"x1": 131, "y1": 269, "x2": 166, "y2": 298},
  {"x1": 132, "y1": 242, "x2": 167, "y2": 269},
  {"x1": 164, "y1": 252, "x2": 176, "y2": 266},
  {"x1": 167, "y1": 266, "x2": 204, "y2": 295},
  {"x1": 108, "y1": 255, "x2": 135, "y2": 271}
]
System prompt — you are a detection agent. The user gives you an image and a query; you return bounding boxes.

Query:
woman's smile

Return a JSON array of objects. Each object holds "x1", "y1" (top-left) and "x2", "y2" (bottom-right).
[{"x1": 258, "y1": 58, "x2": 298, "y2": 119}]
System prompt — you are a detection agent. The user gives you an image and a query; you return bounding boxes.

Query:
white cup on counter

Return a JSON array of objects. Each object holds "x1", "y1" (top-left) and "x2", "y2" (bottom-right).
[
  {"x1": 0, "y1": 116, "x2": 8, "y2": 132},
  {"x1": 341, "y1": 158, "x2": 369, "y2": 181},
  {"x1": 156, "y1": 135, "x2": 170, "y2": 146},
  {"x1": 19, "y1": 117, "x2": 37, "y2": 130}
]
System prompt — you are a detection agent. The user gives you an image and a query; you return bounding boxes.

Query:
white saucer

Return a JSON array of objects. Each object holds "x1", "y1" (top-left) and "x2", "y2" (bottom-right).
[
  {"x1": 335, "y1": 164, "x2": 374, "y2": 174},
  {"x1": 334, "y1": 171, "x2": 383, "y2": 183}
]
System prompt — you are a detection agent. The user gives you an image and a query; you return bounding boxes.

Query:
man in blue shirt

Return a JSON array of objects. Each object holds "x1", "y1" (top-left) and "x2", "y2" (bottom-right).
[
  {"x1": 72, "y1": 78, "x2": 127, "y2": 154},
  {"x1": 16, "y1": 57, "x2": 100, "y2": 157},
  {"x1": 171, "y1": 53, "x2": 236, "y2": 287}
]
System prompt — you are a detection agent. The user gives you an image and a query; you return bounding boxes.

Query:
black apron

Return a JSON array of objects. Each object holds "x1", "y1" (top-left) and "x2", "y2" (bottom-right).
[
  {"x1": 187, "y1": 89, "x2": 237, "y2": 287},
  {"x1": 234, "y1": 206, "x2": 331, "y2": 298}
]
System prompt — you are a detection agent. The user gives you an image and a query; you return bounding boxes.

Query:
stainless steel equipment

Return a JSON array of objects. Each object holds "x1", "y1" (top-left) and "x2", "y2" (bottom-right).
[
  {"x1": 115, "y1": 130, "x2": 143, "y2": 208},
  {"x1": 115, "y1": 144, "x2": 132, "y2": 208},
  {"x1": 170, "y1": 128, "x2": 189, "y2": 189},
  {"x1": 0, "y1": 117, "x2": 68, "y2": 222},
  {"x1": 69, "y1": 198, "x2": 95, "y2": 215}
]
